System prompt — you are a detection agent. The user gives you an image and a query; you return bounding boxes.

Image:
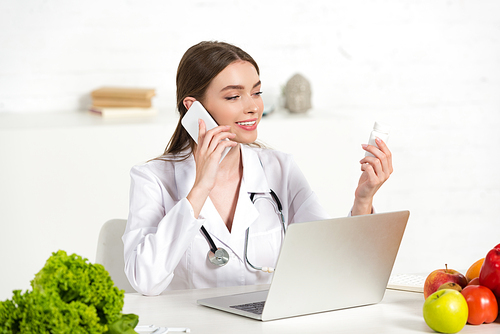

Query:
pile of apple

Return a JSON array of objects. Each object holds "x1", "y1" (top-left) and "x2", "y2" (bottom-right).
[{"x1": 422, "y1": 243, "x2": 500, "y2": 333}]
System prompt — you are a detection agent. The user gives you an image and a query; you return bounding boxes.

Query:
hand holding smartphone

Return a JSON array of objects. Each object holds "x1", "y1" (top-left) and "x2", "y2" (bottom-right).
[{"x1": 181, "y1": 101, "x2": 231, "y2": 161}]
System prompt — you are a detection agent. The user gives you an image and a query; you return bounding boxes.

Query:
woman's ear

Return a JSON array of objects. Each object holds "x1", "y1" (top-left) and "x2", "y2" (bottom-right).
[{"x1": 183, "y1": 97, "x2": 197, "y2": 110}]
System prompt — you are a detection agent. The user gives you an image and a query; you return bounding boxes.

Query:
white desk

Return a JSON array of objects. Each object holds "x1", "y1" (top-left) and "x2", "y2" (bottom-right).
[{"x1": 123, "y1": 285, "x2": 500, "y2": 333}]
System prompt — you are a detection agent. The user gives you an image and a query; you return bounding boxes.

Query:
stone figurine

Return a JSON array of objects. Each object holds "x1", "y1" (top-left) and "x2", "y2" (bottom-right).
[{"x1": 284, "y1": 73, "x2": 311, "y2": 113}]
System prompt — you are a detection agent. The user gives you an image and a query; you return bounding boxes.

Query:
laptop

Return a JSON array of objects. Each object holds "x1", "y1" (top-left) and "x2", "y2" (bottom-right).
[{"x1": 197, "y1": 210, "x2": 410, "y2": 321}]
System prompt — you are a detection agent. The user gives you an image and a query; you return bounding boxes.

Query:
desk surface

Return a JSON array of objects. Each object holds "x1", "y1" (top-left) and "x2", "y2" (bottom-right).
[{"x1": 123, "y1": 285, "x2": 500, "y2": 334}]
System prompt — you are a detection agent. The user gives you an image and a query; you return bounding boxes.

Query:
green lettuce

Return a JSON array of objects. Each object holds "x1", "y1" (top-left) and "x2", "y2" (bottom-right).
[{"x1": 0, "y1": 250, "x2": 138, "y2": 334}]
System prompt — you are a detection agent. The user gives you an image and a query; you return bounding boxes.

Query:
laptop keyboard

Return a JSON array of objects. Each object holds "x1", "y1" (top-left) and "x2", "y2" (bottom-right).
[
  {"x1": 230, "y1": 301, "x2": 266, "y2": 315},
  {"x1": 387, "y1": 274, "x2": 426, "y2": 293}
]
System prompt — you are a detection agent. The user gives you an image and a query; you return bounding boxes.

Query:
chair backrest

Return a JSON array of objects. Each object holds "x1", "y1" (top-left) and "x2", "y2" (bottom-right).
[{"x1": 96, "y1": 219, "x2": 135, "y2": 293}]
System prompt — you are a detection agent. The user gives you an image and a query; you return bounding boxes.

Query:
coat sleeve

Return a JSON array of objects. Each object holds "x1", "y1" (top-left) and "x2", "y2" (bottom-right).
[{"x1": 122, "y1": 164, "x2": 204, "y2": 296}]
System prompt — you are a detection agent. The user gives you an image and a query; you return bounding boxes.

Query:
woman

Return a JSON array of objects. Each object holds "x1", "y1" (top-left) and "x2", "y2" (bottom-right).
[{"x1": 123, "y1": 41, "x2": 393, "y2": 296}]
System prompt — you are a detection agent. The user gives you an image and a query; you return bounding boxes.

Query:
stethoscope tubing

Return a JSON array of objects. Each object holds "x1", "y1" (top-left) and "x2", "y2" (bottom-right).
[
  {"x1": 201, "y1": 189, "x2": 285, "y2": 271},
  {"x1": 200, "y1": 225, "x2": 217, "y2": 254}
]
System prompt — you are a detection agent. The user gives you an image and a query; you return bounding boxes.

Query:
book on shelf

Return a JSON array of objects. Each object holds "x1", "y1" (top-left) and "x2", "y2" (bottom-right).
[
  {"x1": 89, "y1": 106, "x2": 158, "y2": 118},
  {"x1": 89, "y1": 86, "x2": 157, "y2": 117},
  {"x1": 91, "y1": 87, "x2": 156, "y2": 100},
  {"x1": 92, "y1": 98, "x2": 152, "y2": 108}
]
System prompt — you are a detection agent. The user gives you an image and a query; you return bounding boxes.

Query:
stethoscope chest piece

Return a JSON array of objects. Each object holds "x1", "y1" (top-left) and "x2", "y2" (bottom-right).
[
  {"x1": 208, "y1": 247, "x2": 230, "y2": 267},
  {"x1": 201, "y1": 189, "x2": 284, "y2": 271}
]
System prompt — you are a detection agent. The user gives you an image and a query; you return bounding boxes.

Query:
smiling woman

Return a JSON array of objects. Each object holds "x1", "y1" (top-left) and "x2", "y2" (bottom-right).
[
  {"x1": 161, "y1": 41, "x2": 262, "y2": 162},
  {"x1": 122, "y1": 41, "x2": 394, "y2": 296},
  {"x1": 184, "y1": 61, "x2": 264, "y2": 146}
]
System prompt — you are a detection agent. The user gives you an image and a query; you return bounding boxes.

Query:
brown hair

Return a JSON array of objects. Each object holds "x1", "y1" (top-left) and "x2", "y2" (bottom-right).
[{"x1": 155, "y1": 41, "x2": 260, "y2": 161}]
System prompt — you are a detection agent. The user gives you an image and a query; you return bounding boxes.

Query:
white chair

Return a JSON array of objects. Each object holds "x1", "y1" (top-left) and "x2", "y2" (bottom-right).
[{"x1": 96, "y1": 219, "x2": 136, "y2": 293}]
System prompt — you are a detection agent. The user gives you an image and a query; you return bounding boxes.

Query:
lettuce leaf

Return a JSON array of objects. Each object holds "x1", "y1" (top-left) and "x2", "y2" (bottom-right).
[{"x1": 0, "y1": 250, "x2": 138, "y2": 334}]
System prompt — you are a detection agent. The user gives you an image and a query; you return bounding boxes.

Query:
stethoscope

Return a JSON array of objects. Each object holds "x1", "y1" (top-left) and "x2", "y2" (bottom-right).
[{"x1": 200, "y1": 189, "x2": 285, "y2": 273}]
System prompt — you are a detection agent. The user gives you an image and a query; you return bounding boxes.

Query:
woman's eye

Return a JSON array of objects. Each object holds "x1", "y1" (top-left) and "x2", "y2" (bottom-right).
[
  {"x1": 225, "y1": 95, "x2": 240, "y2": 100},
  {"x1": 254, "y1": 91, "x2": 263, "y2": 97}
]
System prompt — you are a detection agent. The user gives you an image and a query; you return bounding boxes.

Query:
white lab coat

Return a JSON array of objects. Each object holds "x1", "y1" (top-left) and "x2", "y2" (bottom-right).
[{"x1": 123, "y1": 144, "x2": 330, "y2": 296}]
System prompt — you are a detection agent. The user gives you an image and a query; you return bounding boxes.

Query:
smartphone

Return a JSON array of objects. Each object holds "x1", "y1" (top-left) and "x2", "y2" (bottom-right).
[{"x1": 181, "y1": 101, "x2": 230, "y2": 161}]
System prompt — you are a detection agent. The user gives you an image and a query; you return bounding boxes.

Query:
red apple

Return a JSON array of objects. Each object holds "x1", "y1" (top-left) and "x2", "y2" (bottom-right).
[{"x1": 424, "y1": 264, "x2": 468, "y2": 299}]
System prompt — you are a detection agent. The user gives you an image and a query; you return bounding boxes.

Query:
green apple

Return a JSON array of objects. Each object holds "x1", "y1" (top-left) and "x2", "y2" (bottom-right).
[{"x1": 423, "y1": 289, "x2": 468, "y2": 333}]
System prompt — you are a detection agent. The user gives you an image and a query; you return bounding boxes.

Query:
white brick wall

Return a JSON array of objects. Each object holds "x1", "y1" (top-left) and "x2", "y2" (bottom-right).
[
  {"x1": 1, "y1": 0, "x2": 500, "y2": 298},
  {"x1": 3, "y1": 0, "x2": 498, "y2": 114}
]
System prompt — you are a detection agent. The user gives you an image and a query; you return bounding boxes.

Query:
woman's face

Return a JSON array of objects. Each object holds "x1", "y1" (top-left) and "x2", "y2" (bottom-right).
[{"x1": 201, "y1": 60, "x2": 264, "y2": 144}]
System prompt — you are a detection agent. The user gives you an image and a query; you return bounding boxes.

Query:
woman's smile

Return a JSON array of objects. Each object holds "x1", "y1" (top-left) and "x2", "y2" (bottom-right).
[{"x1": 235, "y1": 118, "x2": 258, "y2": 130}]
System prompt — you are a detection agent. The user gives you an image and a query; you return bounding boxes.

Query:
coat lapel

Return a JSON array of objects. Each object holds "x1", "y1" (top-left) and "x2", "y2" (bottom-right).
[
  {"x1": 173, "y1": 145, "x2": 272, "y2": 256},
  {"x1": 229, "y1": 145, "x2": 271, "y2": 238}
]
